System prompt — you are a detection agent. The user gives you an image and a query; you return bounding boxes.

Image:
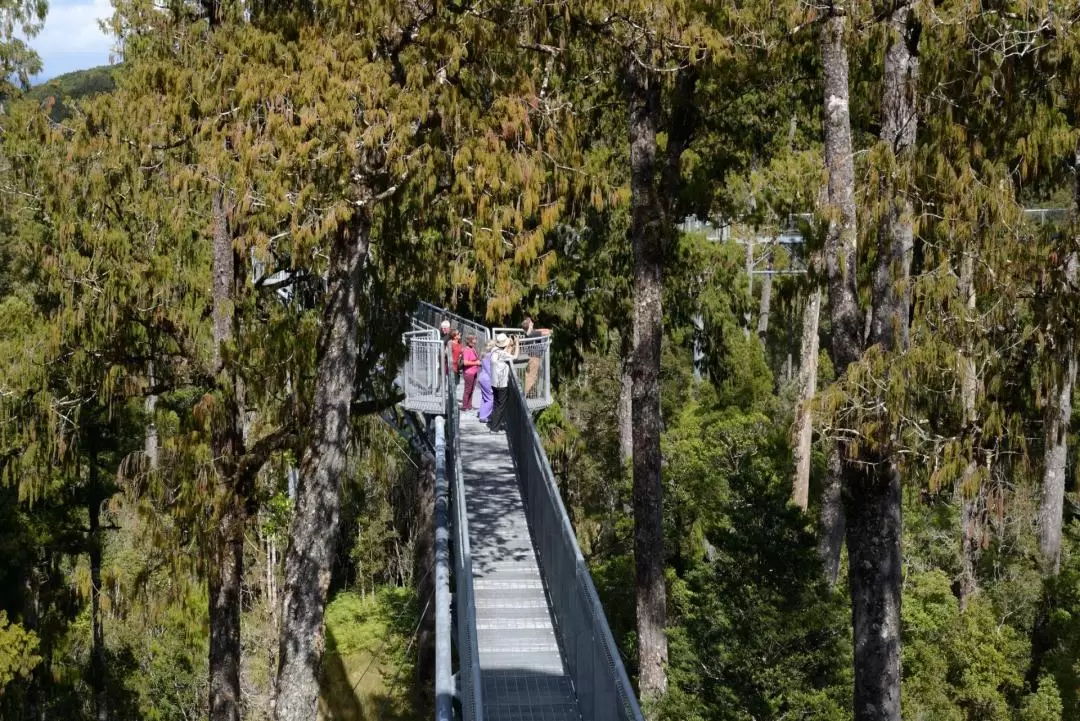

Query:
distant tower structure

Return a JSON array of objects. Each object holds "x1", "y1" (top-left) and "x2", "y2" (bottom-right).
[{"x1": 679, "y1": 214, "x2": 810, "y2": 380}]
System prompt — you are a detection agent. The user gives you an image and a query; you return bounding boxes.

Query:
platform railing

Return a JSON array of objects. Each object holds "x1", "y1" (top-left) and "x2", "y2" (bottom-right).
[
  {"x1": 515, "y1": 335, "x2": 551, "y2": 411},
  {"x1": 403, "y1": 310, "x2": 552, "y2": 414},
  {"x1": 447, "y1": 377, "x2": 483, "y2": 721},
  {"x1": 490, "y1": 328, "x2": 551, "y2": 411},
  {"x1": 417, "y1": 300, "x2": 492, "y2": 344},
  {"x1": 504, "y1": 374, "x2": 645, "y2": 721},
  {"x1": 412, "y1": 316, "x2": 438, "y2": 333},
  {"x1": 402, "y1": 332, "x2": 445, "y2": 414}
]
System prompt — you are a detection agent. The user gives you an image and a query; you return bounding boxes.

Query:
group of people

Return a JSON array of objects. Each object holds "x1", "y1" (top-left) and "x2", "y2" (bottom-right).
[{"x1": 439, "y1": 317, "x2": 549, "y2": 433}]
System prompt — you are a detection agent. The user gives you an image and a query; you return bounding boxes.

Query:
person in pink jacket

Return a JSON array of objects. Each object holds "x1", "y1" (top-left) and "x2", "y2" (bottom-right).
[{"x1": 460, "y1": 335, "x2": 482, "y2": 410}]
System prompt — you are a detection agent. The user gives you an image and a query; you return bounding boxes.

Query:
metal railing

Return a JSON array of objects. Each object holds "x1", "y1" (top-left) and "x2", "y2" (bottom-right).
[
  {"x1": 515, "y1": 335, "x2": 552, "y2": 411},
  {"x1": 412, "y1": 316, "x2": 438, "y2": 333},
  {"x1": 491, "y1": 329, "x2": 552, "y2": 411},
  {"x1": 1024, "y1": 207, "x2": 1070, "y2": 226},
  {"x1": 410, "y1": 302, "x2": 644, "y2": 721},
  {"x1": 504, "y1": 375, "x2": 645, "y2": 721},
  {"x1": 404, "y1": 312, "x2": 552, "y2": 414},
  {"x1": 402, "y1": 332, "x2": 445, "y2": 414},
  {"x1": 447, "y1": 378, "x2": 483, "y2": 721},
  {"x1": 417, "y1": 301, "x2": 492, "y2": 345},
  {"x1": 434, "y1": 415, "x2": 454, "y2": 721}
]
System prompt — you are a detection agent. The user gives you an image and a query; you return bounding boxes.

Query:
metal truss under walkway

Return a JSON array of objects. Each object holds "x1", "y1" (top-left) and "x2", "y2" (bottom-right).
[{"x1": 401, "y1": 304, "x2": 644, "y2": 721}]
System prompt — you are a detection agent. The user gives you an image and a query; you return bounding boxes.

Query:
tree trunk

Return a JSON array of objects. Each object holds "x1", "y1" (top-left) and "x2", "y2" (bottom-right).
[
  {"x1": 791, "y1": 287, "x2": 821, "y2": 510},
  {"x1": 843, "y1": 5, "x2": 918, "y2": 720},
  {"x1": 619, "y1": 351, "x2": 634, "y2": 467},
  {"x1": 145, "y1": 361, "x2": 158, "y2": 469},
  {"x1": 208, "y1": 187, "x2": 245, "y2": 721},
  {"x1": 821, "y1": 6, "x2": 861, "y2": 375},
  {"x1": 626, "y1": 54, "x2": 668, "y2": 703},
  {"x1": 267, "y1": 533, "x2": 279, "y2": 717},
  {"x1": 819, "y1": 448, "x2": 846, "y2": 587},
  {"x1": 820, "y1": 2, "x2": 861, "y2": 592},
  {"x1": 1038, "y1": 342, "x2": 1075, "y2": 576},
  {"x1": 958, "y1": 484, "x2": 984, "y2": 609},
  {"x1": 22, "y1": 570, "x2": 42, "y2": 721},
  {"x1": 209, "y1": 509, "x2": 244, "y2": 721},
  {"x1": 957, "y1": 248, "x2": 982, "y2": 607},
  {"x1": 844, "y1": 460, "x2": 903, "y2": 721},
  {"x1": 88, "y1": 456, "x2": 108, "y2": 721},
  {"x1": 756, "y1": 248, "x2": 774, "y2": 342},
  {"x1": 274, "y1": 212, "x2": 369, "y2": 721},
  {"x1": 744, "y1": 238, "x2": 755, "y2": 339},
  {"x1": 1038, "y1": 154, "x2": 1080, "y2": 576}
]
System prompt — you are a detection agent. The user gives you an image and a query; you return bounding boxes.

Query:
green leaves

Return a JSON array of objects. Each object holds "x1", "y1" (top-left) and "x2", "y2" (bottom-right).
[
  {"x1": 0, "y1": 610, "x2": 40, "y2": 691},
  {"x1": 0, "y1": 0, "x2": 46, "y2": 96}
]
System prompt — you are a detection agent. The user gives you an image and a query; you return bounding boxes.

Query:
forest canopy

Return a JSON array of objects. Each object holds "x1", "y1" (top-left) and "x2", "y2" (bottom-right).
[{"x1": 2, "y1": 1, "x2": 1080, "y2": 721}]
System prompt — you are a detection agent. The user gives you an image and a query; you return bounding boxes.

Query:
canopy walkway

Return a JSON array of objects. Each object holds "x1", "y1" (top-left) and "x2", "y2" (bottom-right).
[{"x1": 399, "y1": 303, "x2": 644, "y2": 721}]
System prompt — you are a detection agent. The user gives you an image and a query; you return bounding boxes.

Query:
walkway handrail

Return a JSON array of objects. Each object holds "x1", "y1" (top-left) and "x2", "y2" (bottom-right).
[
  {"x1": 401, "y1": 332, "x2": 444, "y2": 414},
  {"x1": 504, "y1": 375, "x2": 646, "y2": 721},
  {"x1": 492, "y1": 328, "x2": 552, "y2": 410},
  {"x1": 404, "y1": 304, "x2": 552, "y2": 413},
  {"x1": 417, "y1": 300, "x2": 492, "y2": 344},
  {"x1": 434, "y1": 414, "x2": 454, "y2": 721},
  {"x1": 447, "y1": 378, "x2": 484, "y2": 721}
]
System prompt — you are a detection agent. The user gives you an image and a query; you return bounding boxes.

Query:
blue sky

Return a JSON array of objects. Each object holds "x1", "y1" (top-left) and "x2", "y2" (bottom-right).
[{"x1": 28, "y1": 0, "x2": 115, "y2": 81}]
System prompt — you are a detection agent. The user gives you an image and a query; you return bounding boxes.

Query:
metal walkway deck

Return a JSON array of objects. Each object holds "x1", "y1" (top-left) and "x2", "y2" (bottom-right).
[
  {"x1": 459, "y1": 410, "x2": 582, "y2": 721},
  {"x1": 404, "y1": 302, "x2": 644, "y2": 721}
]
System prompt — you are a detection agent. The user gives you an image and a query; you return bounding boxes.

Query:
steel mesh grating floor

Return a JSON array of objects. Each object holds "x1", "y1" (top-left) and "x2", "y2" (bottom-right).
[{"x1": 458, "y1": 405, "x2": 583, "y2": 721}]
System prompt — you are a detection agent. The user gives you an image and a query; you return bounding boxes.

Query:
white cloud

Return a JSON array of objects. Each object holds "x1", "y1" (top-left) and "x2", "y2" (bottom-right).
[{"x1": 27, "y1": 0, "x2": 116, "y2": 79}]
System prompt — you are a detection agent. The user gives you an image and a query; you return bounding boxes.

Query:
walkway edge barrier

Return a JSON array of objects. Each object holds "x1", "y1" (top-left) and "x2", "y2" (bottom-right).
[
  {"x1": 433, "y1": 414, "x2": 453, "y2": 721},
  {"x1": 504, "y1": 375, "x2": 646, "y2": 721},
  {"x1": 447, "y1": 378, "x2": 484, "y2": 721}
]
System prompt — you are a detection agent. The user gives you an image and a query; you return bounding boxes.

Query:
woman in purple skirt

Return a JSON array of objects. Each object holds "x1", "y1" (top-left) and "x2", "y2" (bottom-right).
[{"x1": 477, "y1": 340, "x2": 496, "y2": 422}]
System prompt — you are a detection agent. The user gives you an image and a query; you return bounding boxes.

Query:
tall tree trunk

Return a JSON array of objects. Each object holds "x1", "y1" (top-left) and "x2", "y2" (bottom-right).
[
  {"x1": 626, "y1": 54, "x2": 668, "y2": 703},
  {"x1": 957, "y1": 248, "x2": 982, "y2": 607},
  {"x1": 23, "y1": 571, "x2": 42, "y2": 721},
  {"x1": 88, "y1": 455, "x2": 108, "y2": 721},
  {"x1": 958, "y1": 485, "x2": 984, "y2": 609},
  {"x1": 820, "y1": 2, "x2": 861, "y2": 591},
  {"x1": 145, "y1": 361, "x2": 158, "y2": 469},
  {"x1": 1039, "y1": 341, "x2": 1075, "y2": 576},
  {"x1": 274, "y1": 212, "x2": 369, "y2": 721},
  {"x1": 757, "y1": 248, "x2": 774, "y2": 342},
  {"x1": 819, "y1": 449, "x2": 846, "y2": 586},
  {"x1": 209, "y1": 509, "x2": 244, "y2": 721},
  {"x1": 619, "y1": 354, "x2": 634, "y2": 467},
  {"x1": 821, "y1": 5, "x2": 862, "y2": 381},
  {"x1": 744, "y1": 238, "x2": 755, "y2": 338},
  {"x1": 1038, "y1": 153, "x2": 1080, "y2": 576},
  {"x1": 208, "y1": 187, "x2": 245, "y2": 721},
  {"x1": 791, "y1": 287, "x2": 821, "y2": 510},
  {"x1": 844, "y1": 459, "x2": 903, "y2": 720},
  {"x1": 843, "y1": 4, "x2": 918, "y2": 720}
]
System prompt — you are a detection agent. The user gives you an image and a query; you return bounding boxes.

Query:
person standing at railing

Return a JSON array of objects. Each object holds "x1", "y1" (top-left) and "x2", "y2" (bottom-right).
[
  {"x1": 486, "y1": 333, "x2": 519, "y2": 432},
  {"x1": 477, "y1": 340, "x2": 496, "y2": 423},
  {"x1": 460, "y1": 335, "x2": 481, "y2": 410},
  {"x1": 439, "y1": 320, "x2": 452, "y2": 378},
  {"x1": 448, "y1": 329, "x2": 463, "y2": 380},
  {"x1": 521, "y1": 317, "x2": 550, "y2": 397}
]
